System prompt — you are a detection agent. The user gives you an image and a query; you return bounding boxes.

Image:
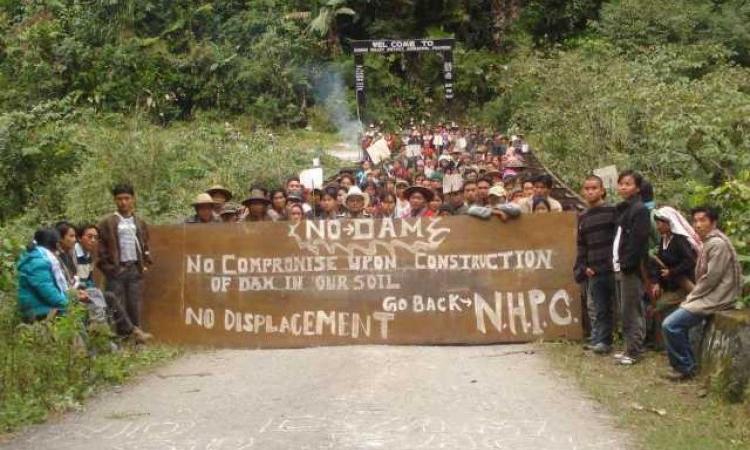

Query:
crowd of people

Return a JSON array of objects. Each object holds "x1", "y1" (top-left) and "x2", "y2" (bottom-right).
[
  {"x1": 183, "y1": 122, "x2": 557, "y2": 225},
  {"x1": 15, "y1": 120, "x2": 743, "y2": 381}
]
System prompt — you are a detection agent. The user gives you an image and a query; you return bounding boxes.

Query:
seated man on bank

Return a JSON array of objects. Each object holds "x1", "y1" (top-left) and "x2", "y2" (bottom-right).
[{"x1": 661, "y1": 207, "x2": 743, "y2": 381}]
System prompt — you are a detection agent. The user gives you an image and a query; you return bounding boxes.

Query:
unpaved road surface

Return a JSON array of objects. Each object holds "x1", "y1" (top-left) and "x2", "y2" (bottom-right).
[{"x1": 3, "y1": 345, "x2": 630, "y2": 450}]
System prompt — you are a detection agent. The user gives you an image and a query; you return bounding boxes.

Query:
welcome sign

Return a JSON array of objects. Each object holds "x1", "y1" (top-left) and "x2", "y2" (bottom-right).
[{"x1": 142, "y1": 214, "x2": 582, "y2": 348}]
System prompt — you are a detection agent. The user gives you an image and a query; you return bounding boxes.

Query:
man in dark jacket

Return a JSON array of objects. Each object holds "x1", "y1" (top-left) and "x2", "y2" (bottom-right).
[
  {"x1": 97, "y1": 183, "x2": 153, "y2": 333},
  {"x1": 612, "y1": 170, "x2": 651, "y2": 365},
  {"x1": 574, "y1": 175, "x2": 617, "y2": 354}
]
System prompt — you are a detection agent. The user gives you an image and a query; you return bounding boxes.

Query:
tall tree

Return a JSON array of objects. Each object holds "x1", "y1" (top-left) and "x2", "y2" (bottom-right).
[{"x1": 308, "y1": 0, "x2": 357, "y2": 56}]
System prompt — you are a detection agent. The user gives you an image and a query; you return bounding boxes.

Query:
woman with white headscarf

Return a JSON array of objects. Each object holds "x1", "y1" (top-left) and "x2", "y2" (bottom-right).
[{"x1": 649, "y1": 206, "x2": 699, "y2": 318}]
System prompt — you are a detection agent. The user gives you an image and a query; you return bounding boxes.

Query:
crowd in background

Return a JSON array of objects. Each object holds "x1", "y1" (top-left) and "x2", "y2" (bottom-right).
[
  {"x1": 185, "y1": 121, "x2": 561, "y2": 225},
  {"x1": 14, "y1": 121, "x2": 743, "y2": 381}
]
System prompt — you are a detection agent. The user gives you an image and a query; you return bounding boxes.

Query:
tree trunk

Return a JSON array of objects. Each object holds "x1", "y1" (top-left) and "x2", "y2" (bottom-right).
[{"x1": 490, "y1": 0, "x2": 523, "y2": 51}]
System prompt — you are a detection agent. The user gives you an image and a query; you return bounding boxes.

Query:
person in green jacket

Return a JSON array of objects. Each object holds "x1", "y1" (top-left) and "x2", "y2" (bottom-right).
[{"x1": 16, "y1": 228, "x2": 72, "y2": 321}]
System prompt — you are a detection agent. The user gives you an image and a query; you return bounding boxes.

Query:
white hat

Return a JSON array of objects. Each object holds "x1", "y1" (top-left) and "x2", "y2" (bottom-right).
[{"x1": 344, "y1": 186, "x2": 370, "y2": 207}]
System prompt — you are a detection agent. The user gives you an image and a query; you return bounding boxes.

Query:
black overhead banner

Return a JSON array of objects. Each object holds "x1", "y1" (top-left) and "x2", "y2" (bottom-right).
[
  {"x1": 352, "y1": 38, "x2": 456, "y2": 120},
  {"x1": 352, "y1": 39, "x2": 455, "y2": 54}
]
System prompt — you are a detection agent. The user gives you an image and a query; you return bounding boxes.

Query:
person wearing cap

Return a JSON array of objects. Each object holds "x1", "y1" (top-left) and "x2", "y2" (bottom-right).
[
  {"x1": 241, "y1": 187, "x2": 271, "y2": 222},
  {"x1": 219, "y1": 203, "x2": 240, "y2": 223},
  {"x1": 447, "y1": 188, "x2": 468, "y2": 215},
  {"x1": 185, "y1": 193, "x2": 219, "y2": 224},
  {"x1": 428, "y1": 172, "x2": 443, "y2": 192},
  {"x1": 340, "y1": 186, "x2": 370, "y2": 219},
  {"x1": 488, "y1": 185, "x2": 521, "y2": 221},
  {"x1": 206, "y1": 185, "x2": 233, "y2": 214},
  {"x1": 285, "y1": 191, "x2": 310, "y2": 220},
  {"x1": 400, "y1": 186, "x2": 434, "y2": 218}
]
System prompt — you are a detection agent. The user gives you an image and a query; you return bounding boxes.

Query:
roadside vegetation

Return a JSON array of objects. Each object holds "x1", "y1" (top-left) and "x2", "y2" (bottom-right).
[{"x1": 544, "y1": 342, "x2": 750, "y2": 450}]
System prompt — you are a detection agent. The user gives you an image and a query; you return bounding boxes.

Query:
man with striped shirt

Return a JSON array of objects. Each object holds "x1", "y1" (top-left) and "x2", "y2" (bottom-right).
[{"x1": 574, "y1": 175, "x2": 617, "y2": 354}]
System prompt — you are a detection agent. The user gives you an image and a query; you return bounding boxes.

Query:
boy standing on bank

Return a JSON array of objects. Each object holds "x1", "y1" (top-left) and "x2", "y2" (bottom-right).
[
  {"x1": 98, "y1": 183, "x2": 153, "y2": 334},
  {"x1": 575, "y1": 175, "x2": 617, "y2": 354},
  {"x1": 612, "y1": 170, "x2": 651, "y2": 365}
]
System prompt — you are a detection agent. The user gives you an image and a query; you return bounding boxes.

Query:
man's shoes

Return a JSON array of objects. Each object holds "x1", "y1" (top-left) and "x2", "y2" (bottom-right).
[
  {"x1": 612, "y1": 351, "x2": 626, "y2": 360},
  {"x1": 617, "y1": 355, "x2": 638, "y2": 365},
  {"x1": 582, "y1": 343, "x2": 595, "y2": 351},
  {"x1": 592, "y1": 343, "x2": 612, "y2": 355},
  {"x1": 132, "y1": 327, "x2": 154, "y2": 344},
  {"x1": 661, "y1": 369, "x2": 695, "y2": 382}
]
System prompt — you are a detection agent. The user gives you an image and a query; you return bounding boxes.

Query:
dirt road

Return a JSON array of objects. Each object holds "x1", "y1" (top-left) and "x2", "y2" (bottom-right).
[{"x1": 3, "y1": 345, "x2": 630, "y2": 449}]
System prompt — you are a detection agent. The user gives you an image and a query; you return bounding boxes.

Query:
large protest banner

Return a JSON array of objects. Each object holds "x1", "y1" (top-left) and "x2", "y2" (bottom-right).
[{"x1": 142, "y1": 214, "x2": 582, "y2": 348}]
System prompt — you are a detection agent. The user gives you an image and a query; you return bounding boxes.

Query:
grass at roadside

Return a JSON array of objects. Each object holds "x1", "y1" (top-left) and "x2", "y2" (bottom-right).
[
  {"x1": 0, "y1": 299, "x2": 181, "y2": 434},
  {"x1": 543, "y1": 342, "x2": 750, "y2": 450}
]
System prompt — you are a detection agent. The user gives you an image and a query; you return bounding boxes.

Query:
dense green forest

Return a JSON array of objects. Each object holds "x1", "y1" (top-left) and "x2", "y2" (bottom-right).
[{"x1": 0, "y1": 0, "x2": 749, "y2": 431}]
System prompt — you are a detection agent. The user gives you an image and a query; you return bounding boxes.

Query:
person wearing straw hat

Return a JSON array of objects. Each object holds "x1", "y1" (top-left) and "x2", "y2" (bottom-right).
[
  {"x1": 401, "y1": 186, "x2": 434, "y2": 218},
  {"x1": 206, "y1": 185, "x2": 233, "y2": 214},
  {"x1": 340, "y1": 186, "x2": 370, "y2": 219},
  {"x1": 241, "y1": 187, "x2": 271, "y2": 222},
  {"x1": 185, "y1": 193, "x2": 219, "y2": 224}
]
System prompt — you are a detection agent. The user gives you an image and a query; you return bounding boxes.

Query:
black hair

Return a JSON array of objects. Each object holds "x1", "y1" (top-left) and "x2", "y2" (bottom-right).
[
  {"x1": 286, "y1": 176, "x2": 301, "y2": 185},
  {"x1": 54, "y1": 221, "x2": 76, "y2": 240},
  {"x1": 617, "y1": 170, "x2": 643, "y2": 189},
  {"x1": 533, "y1": 174, "x2": 553, "y2": 189},
  {"x1": 269, "y1": 189, "x2": 286, "y2": 200},
  {"x1": 690, "y1": 206, "x2": 720, "y2": 223},
  {"x1": 532, "y1": 196, "x2": 551, "y2": 212},
  {"x1": 76, "y1": 223, "x2": 98, "y2": 239},
  {"x1": 462, "y1": 180, "x2": 477, "y2": 189},
  {"x1": 111, "y1": 182, "x2": 135, "y2": 197},
  {"x1": 28, "y1": 228, "x2": 60, "y2": 252},
  {"x1": 321, "y1": 187, "x2": 338, "y2": 200},
  {"x1": 477, "y1": 177, "x2": 493, "y2": 186},
  {"x1": 583, "y1": 174, "x2": 606, "y2": 198},
  {"x1": 640, "y1": 180, "x2": 654, "y2": 202}
]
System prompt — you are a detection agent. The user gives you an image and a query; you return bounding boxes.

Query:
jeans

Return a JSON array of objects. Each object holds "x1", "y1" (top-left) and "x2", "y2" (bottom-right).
[
  {"x1": 106, "y1": 265, "x2": 143, "y2": 330},
  {"x1": 616, "y1": 271, "x2": 645, "y2": 357},
  {"x1": 587, "y1": 273, "x2": 615, "y2": 346},
  {"x1": 662, "y1": 307, "x2": 704, "y2": 375}
]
